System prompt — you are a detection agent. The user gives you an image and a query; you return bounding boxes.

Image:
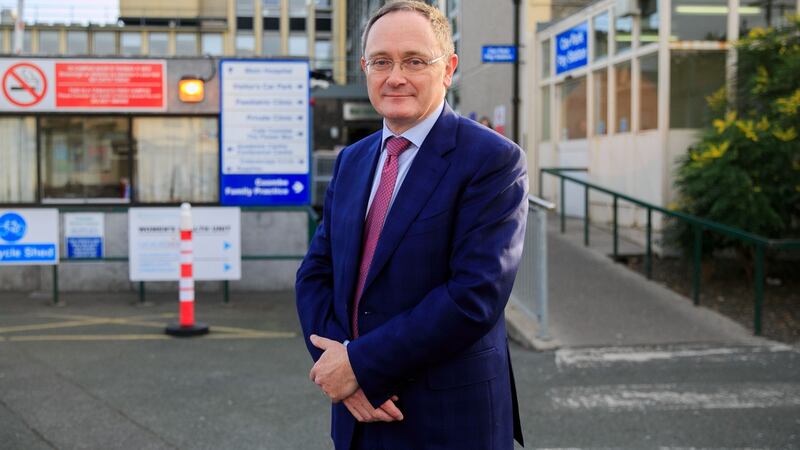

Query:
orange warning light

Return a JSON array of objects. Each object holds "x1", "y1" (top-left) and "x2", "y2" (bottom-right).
[{"x1": 179, "y1": 78, "x2": 204, "y2": 103}]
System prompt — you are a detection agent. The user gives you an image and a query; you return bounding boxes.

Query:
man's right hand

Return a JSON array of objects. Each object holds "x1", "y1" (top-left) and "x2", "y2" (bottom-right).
[{"x1": 343, "y1": 389, "x2": 404, "y2": 423}]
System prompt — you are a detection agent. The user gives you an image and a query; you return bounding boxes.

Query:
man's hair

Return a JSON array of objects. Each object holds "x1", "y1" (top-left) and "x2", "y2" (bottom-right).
[{"x1": 361, "y1": 0, "x2": 454, "y2": 57}]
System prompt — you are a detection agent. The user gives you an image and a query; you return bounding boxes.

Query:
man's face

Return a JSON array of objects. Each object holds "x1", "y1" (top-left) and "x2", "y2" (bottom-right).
[{"x1": 361, "y1": 10, "x2": 458, "y2": 134}]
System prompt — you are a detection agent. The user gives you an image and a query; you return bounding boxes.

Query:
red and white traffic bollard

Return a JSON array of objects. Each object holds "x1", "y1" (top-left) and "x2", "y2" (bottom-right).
[{"x1": 165, "y1": 203, "x2": 209, "y2": 337}]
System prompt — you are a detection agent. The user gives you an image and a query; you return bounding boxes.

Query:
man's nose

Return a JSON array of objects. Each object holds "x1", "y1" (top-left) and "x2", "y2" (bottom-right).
[{"x1": 385, "y1": 63, "x2": 407, "y2": 86}]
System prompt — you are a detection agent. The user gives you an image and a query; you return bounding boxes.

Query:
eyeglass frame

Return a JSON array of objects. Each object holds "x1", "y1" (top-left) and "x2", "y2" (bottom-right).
[{"x1": 363, "y1": 54, "x2": 448, "y2": 74}]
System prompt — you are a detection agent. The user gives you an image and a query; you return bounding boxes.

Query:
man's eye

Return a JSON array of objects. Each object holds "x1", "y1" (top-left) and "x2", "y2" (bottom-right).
[
  {"x1": 405, "y1": 58, "x2": 426, "y2": 67},
  {"x1": 372, "y1": 59, "x2": 392, "y2": 67}
]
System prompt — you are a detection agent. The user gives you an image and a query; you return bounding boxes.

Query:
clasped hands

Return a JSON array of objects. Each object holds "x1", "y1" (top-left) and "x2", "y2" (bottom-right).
[{"x1": 309, "y1": 334, "x2": 403, "y2": 423}]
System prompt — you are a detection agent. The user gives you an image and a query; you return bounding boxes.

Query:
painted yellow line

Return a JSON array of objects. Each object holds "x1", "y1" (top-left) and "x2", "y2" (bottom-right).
[
  {"x1": 0, "y1": 319, "x2": 108, "y2": 334},
  {"x1": 7, "y1": 332, "x2": 296, "y2": 342}
]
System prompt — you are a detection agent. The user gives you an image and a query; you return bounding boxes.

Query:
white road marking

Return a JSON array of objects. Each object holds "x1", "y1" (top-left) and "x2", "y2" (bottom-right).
[
  {"x1": 555, "y1": 345, "x2": 795, "y2": 369},
  {"x1": 549, "y1": 383, "x2": 800, "y2": 411}
]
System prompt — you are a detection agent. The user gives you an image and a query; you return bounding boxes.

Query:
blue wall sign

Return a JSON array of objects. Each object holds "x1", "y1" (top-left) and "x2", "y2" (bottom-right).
[
  {"x1": 482, "y1": 45, "x2": 517, "y2": 63},
  {"x1": 67, "y1": 238, "x2": 103, "y2": 259},
  {"x1": 0, "y1": 210, "x2": 59, "y2": 265},
  {"x1": 555, "y1": 22, "x2": 588, "y2": 75},
  {"x1": 219, "y1": 60, "x2": 311, "y2": 206}
]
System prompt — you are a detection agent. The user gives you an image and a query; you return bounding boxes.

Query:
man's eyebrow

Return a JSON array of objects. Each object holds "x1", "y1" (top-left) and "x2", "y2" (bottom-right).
[{"x1": 365, "y1": 50, "x2": 431, "y2": 59}]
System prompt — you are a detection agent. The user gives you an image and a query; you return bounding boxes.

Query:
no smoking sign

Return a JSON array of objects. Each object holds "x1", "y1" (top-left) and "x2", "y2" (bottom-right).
[{"x1": 3, "y1": 62, "x2": 47, "y2": 107}]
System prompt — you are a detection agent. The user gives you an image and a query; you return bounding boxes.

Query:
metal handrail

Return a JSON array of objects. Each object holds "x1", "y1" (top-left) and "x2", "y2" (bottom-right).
[{"x1": 540, "y1": 167, "x2": 800, "y2": 336}]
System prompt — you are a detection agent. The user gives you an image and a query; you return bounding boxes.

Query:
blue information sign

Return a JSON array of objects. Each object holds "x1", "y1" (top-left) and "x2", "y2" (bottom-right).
[
  {"x1": 555, "y1": 22, "x2": 588, "y2": 75},
  {"x1": 67, "y1": 237, "x2": 103, "y2": 259},
  {"x1": 482, "y1": 45, "x2": 517, "y2": 63},
  {"x1": 219, "y1": 60, "x2": 311, "y2": 206},
  {"x1": 0, "y1": 210, "x2": 59, "y2": 265}
]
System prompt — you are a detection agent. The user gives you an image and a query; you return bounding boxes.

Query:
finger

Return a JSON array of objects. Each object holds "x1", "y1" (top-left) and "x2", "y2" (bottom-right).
[
  {"x1": 344, "y1": 399, "x2": 364, "y2": 422},
  {"x1": 310, "y1": 334, "x2": 331, "y2": 350},
  {"x1": 370, "y1": 406, "x2": 394, "y2": 422},
  {"x1": 380, "y1": 400, "x2": 404, "y2": 421},
  {"x1": 391, "y1": 395, "x2": 399, "y2": 402}
]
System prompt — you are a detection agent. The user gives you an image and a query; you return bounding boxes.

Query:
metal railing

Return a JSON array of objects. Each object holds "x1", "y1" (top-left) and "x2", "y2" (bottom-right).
[
  {"x1": 540, "y1": 167, "x2": 800, "y2": 336},
  {"x1": 36, "y1": 205, "x2": 320, "y2": 305},
  {"x1": 510, "y1": 195, "x2": 556, "y2": 340}
]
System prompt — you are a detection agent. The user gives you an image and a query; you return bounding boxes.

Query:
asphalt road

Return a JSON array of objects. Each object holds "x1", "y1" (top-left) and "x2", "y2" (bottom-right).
[{"x1": 1, "y1": 291, "x2": 798, "y2": 450}]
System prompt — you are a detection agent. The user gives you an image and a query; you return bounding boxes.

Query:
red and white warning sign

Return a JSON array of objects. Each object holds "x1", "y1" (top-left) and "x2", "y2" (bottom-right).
[
  {"x1": 0, "y1": 58, "x2": 166, "y2": 112},
  {"x1": 2, "y1": 62, "x2": 48, "y2": 107}
]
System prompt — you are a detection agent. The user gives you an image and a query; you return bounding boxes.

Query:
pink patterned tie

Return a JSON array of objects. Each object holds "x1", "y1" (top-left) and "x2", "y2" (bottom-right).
[{"x1": 352, "y1": 136, "x2": 412, "y2": 337}]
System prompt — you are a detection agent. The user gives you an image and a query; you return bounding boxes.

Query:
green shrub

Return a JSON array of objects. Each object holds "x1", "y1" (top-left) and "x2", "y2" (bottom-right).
[{"x1": 672, "y1": 16, "x2": 800, "y2": 257}]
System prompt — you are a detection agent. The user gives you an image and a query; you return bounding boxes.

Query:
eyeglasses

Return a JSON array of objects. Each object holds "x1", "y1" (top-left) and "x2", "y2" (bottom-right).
[{"x1": 364, "y1": 54, "x2": 447, "y2": 74}]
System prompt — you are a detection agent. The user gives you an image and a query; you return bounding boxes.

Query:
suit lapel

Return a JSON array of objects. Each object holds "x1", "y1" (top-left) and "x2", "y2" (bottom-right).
[
  {"x1": 337, "y1": 134, "x2": 382, "y2": 317},
  {"x1": 360, "y1": 106, "x2": 458, "y2": 296}
]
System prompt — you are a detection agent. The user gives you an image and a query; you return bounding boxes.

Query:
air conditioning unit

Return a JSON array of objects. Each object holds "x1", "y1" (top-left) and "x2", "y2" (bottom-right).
[{"x1": 615, "y1": 0, "x2": 640, "y2": 17}]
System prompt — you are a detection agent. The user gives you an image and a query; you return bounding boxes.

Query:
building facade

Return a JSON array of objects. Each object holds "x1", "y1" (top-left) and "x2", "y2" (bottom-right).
[{"x1": 526, "y1": 0, "x2": 798, "y2": 232}]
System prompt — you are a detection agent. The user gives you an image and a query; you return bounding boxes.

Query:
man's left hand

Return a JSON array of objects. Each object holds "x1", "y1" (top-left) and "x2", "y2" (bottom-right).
[{"x1": 309, "y1": 334, "x2": 358, "y2": 402}]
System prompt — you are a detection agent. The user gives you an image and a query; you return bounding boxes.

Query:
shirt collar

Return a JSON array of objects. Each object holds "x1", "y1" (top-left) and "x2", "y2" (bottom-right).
[{"x1": 381, "y1": 99, "x2": 445, "y2": 151}]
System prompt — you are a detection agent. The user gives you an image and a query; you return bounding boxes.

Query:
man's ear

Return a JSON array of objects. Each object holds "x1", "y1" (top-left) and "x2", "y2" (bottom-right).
[
  {"x1": 361, "y1": 57, "x2": 367, "y2": 74},
  {"x1": 443, "y1": 53, "x2": 459, "y2": 88}
]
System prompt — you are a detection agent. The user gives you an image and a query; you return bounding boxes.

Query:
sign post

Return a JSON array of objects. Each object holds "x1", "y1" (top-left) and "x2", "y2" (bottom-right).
[{"x1": 219, "y1": 60, "x2": 311, "y2": 206}]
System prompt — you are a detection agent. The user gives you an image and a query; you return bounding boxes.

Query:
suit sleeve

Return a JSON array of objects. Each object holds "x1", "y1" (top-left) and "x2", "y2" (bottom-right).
[
  {"x1": 295, "y1": 151, "x2": 349, "y2": 361},
  {"x1": 347, "y1": 140, "x2": 529, "y2": 407}
]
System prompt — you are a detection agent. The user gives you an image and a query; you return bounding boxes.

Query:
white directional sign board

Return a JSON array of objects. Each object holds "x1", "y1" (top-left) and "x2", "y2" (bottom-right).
[
  {"x1": 0, "y1": 209, "x2": 59, "y2": 265},
  {"x1": 128, "y1": 207, "x2": 241, "y2": 281},
  {"x1": 219, "y1": 59, "x2": 311, "y2": 206}
]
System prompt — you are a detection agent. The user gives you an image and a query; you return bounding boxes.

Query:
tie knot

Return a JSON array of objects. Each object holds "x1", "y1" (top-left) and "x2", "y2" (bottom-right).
[{"x1": 385, "y1": 136, "x2": 412, "y2": 157}]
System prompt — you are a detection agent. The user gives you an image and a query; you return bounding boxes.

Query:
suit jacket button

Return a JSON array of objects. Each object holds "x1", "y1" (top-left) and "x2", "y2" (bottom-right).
[{"x1": 363, "y1": 311, "x2": 371, "y2": 315}]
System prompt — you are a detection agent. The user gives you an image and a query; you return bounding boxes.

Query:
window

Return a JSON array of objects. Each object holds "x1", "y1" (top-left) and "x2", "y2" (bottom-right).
[
  {"x1": 23, "y1": 31, "x2": 32, "y2": 53},
  {"x1": 0, "y1": 30, "x2": 4, "y2": 53},
  {"x1": 540, "y1": 86, "x2": 551, "y2": 142},
  {"x1": 121, "y1": 32, "x2": 142, "y2": 55},
  {"x1": 615, "y1": 61, "x2": 632, "y2": 132},
  {"x1": 640, "y1": 53, "x2": 658, "y2": 130},
  {"x1": 290, "y1": 0, "x2": 308, "y2": 16},
  {"x1": 560, "y1": 76, "x2": 587, "y2": 140},
  {"x1": 262, "y1": 32, "x2": 281, "y2": 55},
  {"x1": 593, "y1": 69, "x2": 608, "y2": 135},
  {"x1": 315, "y1": 40, "x2": 332, "y2": 69},
  {"x1": 40, "y1": 117, "x2": 130, "y2": 202},
  {"x1": 202, "y1": 34, "x2": 223, "y2": 55},
  {"x1": 262, "y1": 0, "x2": 281, "y2": 16},
  {"x1": 670, "y1": 51, "x2": 726, "y2": 128},
  {"x1": 237, "y1": 0, "x2": 255, "y2": 16},
  {"x1": 316, "y1": 16, "x2": 333, "y2": 32},
  {"x1": 38, "y1": 30, "x2": 59, "y2": 54},
  {"x1": 640, "y1": 0, "x2": 659, "y2": 45},
  {"x1": 176, "y1": 33, "x2": 198, "y2": 56},
  {"x1": 593, "y1": 13, "x2": 609, "y2": 61},
  {"x1": 541, "y1": 40, "x2": 550, "y2": 78},
  {"x1": 672, "y1": 0, "x2": 727, "y2": 41},
  {"x1": 289, "y1": 35, "x2": 308, "y2": 56},
  {"x1": 148, "y1": 32, "x2": 169, "y2": 56},
  {"x1": 134, "y1": 118, "x2": 218, "y2": 203},
  {"x1": 740, "y1": 0, "x2": 796, "y2": 36},
  {"x1": 236, "y1": 32, "x2": 255, "y2": 56},
  {"x1": 0, "y1": 117, "x2": 36, "y2": 203},
  {"x1": 92, "y1": 31, "x2": 116, "y2": 55},
  {"x1": 290, "y1": 17, "x2": 306, "y2": 31},
  {"x1": 615, "y1": 16, "x2": 633, "y2": 53},
  {"x1": 67, "y1": 31, "x2": 88, "y2": 55}
]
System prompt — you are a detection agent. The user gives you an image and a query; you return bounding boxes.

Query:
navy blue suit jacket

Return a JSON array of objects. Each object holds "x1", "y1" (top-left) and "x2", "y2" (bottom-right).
[{"x1": 296, "y1": 104, "x2": 527, "y2": 450}]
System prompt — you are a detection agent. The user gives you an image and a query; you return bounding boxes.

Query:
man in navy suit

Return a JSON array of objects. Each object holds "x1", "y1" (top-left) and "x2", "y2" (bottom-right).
[{"x1": 295, "y1": 1, "x2": 528, "y2": 448}]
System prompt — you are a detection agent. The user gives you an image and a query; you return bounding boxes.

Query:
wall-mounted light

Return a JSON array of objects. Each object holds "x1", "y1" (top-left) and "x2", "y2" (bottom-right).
[{"x1": 179, "y1": 77, "x2": 205, "y2": 103}]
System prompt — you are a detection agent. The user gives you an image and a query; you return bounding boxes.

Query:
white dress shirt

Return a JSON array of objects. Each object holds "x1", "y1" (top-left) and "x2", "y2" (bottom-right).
[{"x1": 365, "y1": 100, "x2": 445, "y2": 217}]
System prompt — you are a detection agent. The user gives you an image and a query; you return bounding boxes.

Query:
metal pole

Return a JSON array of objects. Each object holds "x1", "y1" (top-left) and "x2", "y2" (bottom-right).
[
  {"x1": 224, "y1": 280, "x2": 230, "y2": 304},
  {"x1": 534, "y1": 207, "x2": 550, "y2": 340},
  {"x1": 613, "y1": 196, "x2": 619, "y2": 259},
  {"x1": 139, "y1": 281, "x2": 146, "y2": 304},
  {"x1": 754, "y1": 243, "x2": 764, "y2": 336},
  {"x1": 14, "y1": 0, "x2": 24, "y2": 54},
  {"x1": 560, "y1": 176, "x2": 565, "y2": 233},
  {"x1": 512, "y1": 0, "x2": 520, "y2": 144},
  {"x1": 52, "y1": 264, "x2": 59, "y2": 305},
  {"x1": 583, "y1": 185, "x2": 589, "y2": 247},
  {"x1": 693, "y1": 225, "x2": 702, "y2": 306},
  {"x1": 646, "y1": 207, "x2": 653, "y2": 279}
]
